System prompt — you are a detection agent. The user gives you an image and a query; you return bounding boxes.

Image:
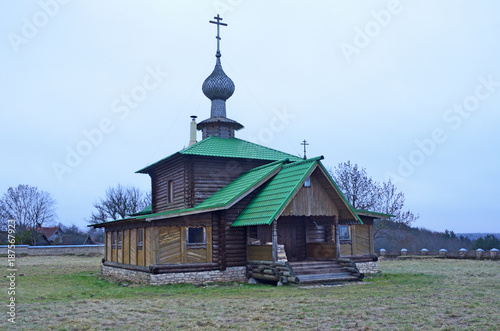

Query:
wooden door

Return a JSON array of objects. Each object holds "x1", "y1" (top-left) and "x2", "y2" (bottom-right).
[
  {"x1": 278, "y1": 220, "x2": 297, "y2": 261},
  {"x1": 277, "y1": 218, "x2": 307, "y2": 261}
]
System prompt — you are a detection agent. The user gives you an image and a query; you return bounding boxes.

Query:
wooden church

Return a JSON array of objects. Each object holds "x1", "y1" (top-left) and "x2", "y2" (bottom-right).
[{"x1": 92, "y1": 15, "x2": 389, "y2": 285}]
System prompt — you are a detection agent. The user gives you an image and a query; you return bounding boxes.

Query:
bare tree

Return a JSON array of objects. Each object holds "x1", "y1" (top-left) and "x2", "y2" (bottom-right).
[
  {"x1": 373, "y1": 179, "x2": 419, "y2": 241},
  {"x1": 330, "y1": 162, "x2": 418, "y2": 241},
  {"x1": 330, "y1": 161, "x2": 379, "y2": 210},
  {"x1": 0, "y1": 185, "x2": 57, "y2": 245},
  {"x1": 88, "y1": 184, "x2": 151, "y2": 224}
]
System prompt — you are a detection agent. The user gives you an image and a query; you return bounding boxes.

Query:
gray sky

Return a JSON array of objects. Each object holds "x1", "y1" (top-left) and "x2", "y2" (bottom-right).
[{"x1": 1, "y1": 1, "x2": 499, "y2": 233}]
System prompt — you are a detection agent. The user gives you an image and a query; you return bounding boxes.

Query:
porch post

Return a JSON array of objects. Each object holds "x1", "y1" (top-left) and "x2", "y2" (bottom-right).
[
  {"x1": 334, "y1": 216, "x2": 340, "y2": 259},
  {"x1": 272, "y1": 220, "x2": 278, "y2": 262}
]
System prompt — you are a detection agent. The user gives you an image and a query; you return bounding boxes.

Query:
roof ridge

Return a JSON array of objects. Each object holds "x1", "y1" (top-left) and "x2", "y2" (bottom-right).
[
  {"x1": 283, "y1": 155, "x2": 323, "y2": 168},
  {"x1": 230, "y1": 137, "x2": 300, "y2": 159},
  {"x1": 245, "y1": 159, "x2": 287, "y2": 173},
  {"x1": 181, "y1": 135, "x2": 215, "y2": 152}
]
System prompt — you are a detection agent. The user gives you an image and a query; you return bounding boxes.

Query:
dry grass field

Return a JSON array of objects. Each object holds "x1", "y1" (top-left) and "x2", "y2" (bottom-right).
[{"x1": 1, "y1": 255, "x2": 499, "y2": 330}]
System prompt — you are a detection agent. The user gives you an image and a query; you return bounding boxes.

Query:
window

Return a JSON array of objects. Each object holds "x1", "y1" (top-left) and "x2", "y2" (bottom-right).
[
  {"x1": 339, "y1": 225, "x2": 351, "y2": 241},
  {"x1": 304, "y1": 177, "x2": 311, "y2": 187},
  {"x1": 117, "y1": 230, "x2": 122, "y2": 249},
  {"x1": 137, "y1": 229, "x2": 143, "y2": 250},
  {"x1": 167, "y1": 180, "x2": 174, "y2": 203},
  {"x1": 187, "y1": 227, "x2": 205, "y2": 245}
]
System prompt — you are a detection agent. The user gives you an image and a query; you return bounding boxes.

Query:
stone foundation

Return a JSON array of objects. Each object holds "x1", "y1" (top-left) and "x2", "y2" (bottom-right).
[
  {"x1": 102, "y1": 265, "x2": 151, "y2": 283},
  {"x1": 102, "y1": 265, "x2": 247, "y2": 285},
  {"x1": 355, "y1": 261, "x2": 378, "y2": 274}
]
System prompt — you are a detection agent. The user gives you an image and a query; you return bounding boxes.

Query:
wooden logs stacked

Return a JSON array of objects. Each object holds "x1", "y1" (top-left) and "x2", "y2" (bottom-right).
[{"x1": 247, "y1": 261, "x2": 297, "y2": 284}]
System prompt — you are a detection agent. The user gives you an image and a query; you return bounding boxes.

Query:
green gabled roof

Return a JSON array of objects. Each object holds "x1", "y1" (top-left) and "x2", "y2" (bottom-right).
[
  {"x1": 194, "y1": 160, "x2": 285, "y2": 210},
  {"x1": 136, "y1": 136, "x2": 302, "y2": 173},
  {"x1": 129, "y1": 204, "x2": 152, "y2": 216},
  {"x1": 231, "y1": 157, "x2": 322, "y2": 227},
  {"x1": 355, "y1": 209, "x2": 395, "y2": 218},
  {"x1": 93, "y1": 160, "x2": 286, "y2": 228}
]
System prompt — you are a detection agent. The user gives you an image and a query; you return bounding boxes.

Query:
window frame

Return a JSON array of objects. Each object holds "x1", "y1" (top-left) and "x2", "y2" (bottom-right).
[
  {"x1": 167, "y1": 179, "x2": 174, "y2": 204},
  {"x1": 186, "y1": 226, "x2": 206, "y2": 248},
  {"x1": 338, "y1": 225, "x2": 351, "y2": 243},
  {"x1": 137, "y1": 228, "x2": 144, "y2": 250},
  {"x1": 117, "y1": 230, "x2": 122, "y2": 249}
]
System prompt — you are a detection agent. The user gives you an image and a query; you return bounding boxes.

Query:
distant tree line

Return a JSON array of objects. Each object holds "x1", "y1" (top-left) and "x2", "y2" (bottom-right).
[
  {"x1": 374, "y1": 222, "x2": 499, "y2": 252},
  {"x1": 330, "y1": 161, "x2": 499, "y2": 252},
  {"x1": 0, "y1": 184, "x2": 57, "y2": 245},
  {"x1": 0, "y1": 183, "x2": 150, "y2": 245}
]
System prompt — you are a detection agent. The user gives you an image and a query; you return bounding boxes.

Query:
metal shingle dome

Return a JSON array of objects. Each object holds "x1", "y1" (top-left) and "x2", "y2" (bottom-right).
[{"x1": 202, "y1": 57, "x2": 235, "y2": 101}]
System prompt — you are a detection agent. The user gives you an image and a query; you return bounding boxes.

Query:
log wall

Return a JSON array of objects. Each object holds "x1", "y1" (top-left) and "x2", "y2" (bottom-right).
[
  {"x1": 150, "y1": 155, "x2": 186, "y2": 213},
  {"x1": 190, "y1": 156, "x2": 266, "y2": 206}
]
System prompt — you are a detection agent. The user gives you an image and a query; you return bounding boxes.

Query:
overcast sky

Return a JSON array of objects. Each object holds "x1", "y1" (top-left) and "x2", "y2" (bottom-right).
[{"x1": 1, "y1": 1, "x2": 499, "y2": 233}]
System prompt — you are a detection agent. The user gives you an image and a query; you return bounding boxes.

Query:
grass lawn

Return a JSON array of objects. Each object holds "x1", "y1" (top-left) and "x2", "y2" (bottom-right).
[{"x1": 1, "y1": 256, "x2": 499, "y2": 330}]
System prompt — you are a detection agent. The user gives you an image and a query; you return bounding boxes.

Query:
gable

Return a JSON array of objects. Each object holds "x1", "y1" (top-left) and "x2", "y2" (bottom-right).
[
  {"x1": 280, "y1": 167, "x2": 339, "y2": 217},
  {"x1": 232, "y1": 158, "x2": 363, "y2": 227},
  {"x1": 231, "y1": 157, "x2": 320, "y2": 227}
]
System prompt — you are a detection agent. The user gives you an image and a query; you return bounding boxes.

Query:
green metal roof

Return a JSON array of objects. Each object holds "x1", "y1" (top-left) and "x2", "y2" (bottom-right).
[
  {"x1": 231, "y1": 157, "x2": 322, "y2": 227},
  {"x1": 129, "y1": 204, "x2": 152, "y2": 216},
  {"x1": 194, "y1": 160, "x2": 284, "y2": 210},
  {"x1": 355, "y1": 209, "x2": 395, "y2": 218},
  {"x1": 136, "y1": 136, "x2": 302, "y2": 173},
  {"x1": 93, "y1": 160, "x2": 286, "y2": 227}
]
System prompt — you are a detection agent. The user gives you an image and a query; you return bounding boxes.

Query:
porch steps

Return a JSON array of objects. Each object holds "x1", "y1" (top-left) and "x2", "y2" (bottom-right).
[{"x1": 289, "y1": 260, "x2": 361, "y2": 283}]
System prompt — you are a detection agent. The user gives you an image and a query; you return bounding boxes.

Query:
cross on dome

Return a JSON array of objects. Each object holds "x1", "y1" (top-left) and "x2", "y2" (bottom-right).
[{"x1": 209, "y1": 14, "x2": 227, "y2": 58}]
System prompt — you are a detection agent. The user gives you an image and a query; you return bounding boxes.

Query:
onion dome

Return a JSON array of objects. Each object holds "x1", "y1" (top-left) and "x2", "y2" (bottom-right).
[
  {"x1": 197, "y1": 14, "x2": 243, "y2": 139},
  {"x1": 203, "y1": 58, "x2": 235, "y2": 102}
]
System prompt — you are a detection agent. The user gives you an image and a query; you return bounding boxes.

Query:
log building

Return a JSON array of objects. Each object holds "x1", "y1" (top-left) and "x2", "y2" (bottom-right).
[{"x1": 92, "y1": 15, "x2": 390, "y2": 285}]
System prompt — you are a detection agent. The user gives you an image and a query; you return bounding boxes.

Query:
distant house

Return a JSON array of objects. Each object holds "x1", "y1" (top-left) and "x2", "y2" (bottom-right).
[{"x1": 29, "y1": 226, "x2": 64, "y2": 245}]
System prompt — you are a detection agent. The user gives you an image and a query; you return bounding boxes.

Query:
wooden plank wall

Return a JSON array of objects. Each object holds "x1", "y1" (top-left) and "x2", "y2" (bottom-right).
[
  {"x1": 117, "y1": 231, "x2": 123, "y2": 263},
  {"x1": 281, "y1": 170, "x2": 339, "y2": 217},
  {"x1": 106, "y1": 232, "x2": 111, "y2": 261},
  {"x1": 307, "y1": 243, "x2": 336, "y2": 259},
  {"x1": 130, "y1": 229, "x2": 137, "y2": 265},
  {"x1": 353, "y1": 225, "x2": 371, "y2": 255},
  {"x1": 137, "y1": 228, "x2": 145, "y2": 266},
  {"x1": 123, "y1": 230, "x2": 130, "y2": 264},
  {"x1": 145, "y1": 227, "x2": 154, "y2": 266},
  {"x1": 157, "y1": 226, "x2": 182, "y2": 264},
  {"x1": 247, "y1": 245, "x2": 273, "y2": 261},
  {"x1": 340, "y1": 243, "x2": 352, "y2": 256}
]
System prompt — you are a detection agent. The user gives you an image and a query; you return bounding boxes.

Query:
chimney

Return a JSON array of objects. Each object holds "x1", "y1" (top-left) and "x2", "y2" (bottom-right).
[{"x1": 188, "y1": 115, "x2": 198, "y2": 146}]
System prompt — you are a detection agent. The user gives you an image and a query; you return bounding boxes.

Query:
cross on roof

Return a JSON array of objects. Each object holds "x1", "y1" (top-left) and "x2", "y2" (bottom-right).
[
  {"x1": 301, "y1": 140, "x2": 309, "y2": 160},
  {"x1": 209, "y1": 14, "x2": 227, "y2": 57}
]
